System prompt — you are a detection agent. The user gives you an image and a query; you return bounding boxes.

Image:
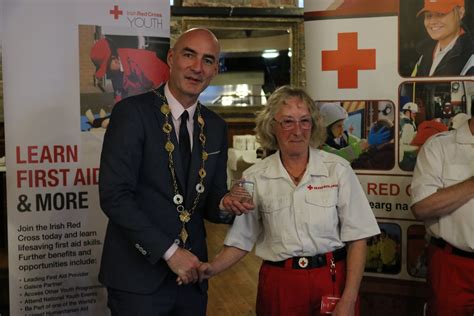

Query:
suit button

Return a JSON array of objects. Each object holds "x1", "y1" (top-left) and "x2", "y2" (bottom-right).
[{"x1": 135, "y1": 243, "x2": 140, "y2": 249}]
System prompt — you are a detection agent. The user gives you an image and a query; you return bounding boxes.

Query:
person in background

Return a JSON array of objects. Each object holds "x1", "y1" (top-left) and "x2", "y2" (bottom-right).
[
  {"x1": 399, "y1": 102, "x2": 419, "y2": 170},
  {"x1": 351, "y1": 119, "x2": 395, "y2": 170},
  {"x1": 410, "y1": 119, "x2": 448, "y2": 147},
  {"x1": 91, "y1": 37, "x2": 170, "y2": 102},
  {"x1": 319, "y1": 102, "x2": 391, "y2": 163},
  {"x1": 198, "y1": 86, "x2": 380, "y2": 316},
  {"x1": 412, "y1": 0, "x2": 474, "y2": 77},
  {"x1": 401, "y1": 117, "x2": 450, "y2": 171},
  {"x1": 98, "y1": 28, "x2": 251, "y2": 316},
  {"x1": 318, "y1": 102, "x2": 368, "y2": 162},
  {"x1": 411, "y1": 112, "x2": 474, "y2": 315}
]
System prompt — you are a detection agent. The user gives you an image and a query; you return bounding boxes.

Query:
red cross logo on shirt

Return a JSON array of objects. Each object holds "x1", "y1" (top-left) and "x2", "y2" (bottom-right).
[
  {"x1": 321, "y1": 32, "x2": 376, "y2": 89},
  {"x1": 109, "y1": 5, "x2": 123, "y2": 20}
]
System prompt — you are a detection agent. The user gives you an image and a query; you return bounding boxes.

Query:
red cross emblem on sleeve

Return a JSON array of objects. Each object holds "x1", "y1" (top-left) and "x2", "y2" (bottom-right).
[{"x1": 321, "y1": 32, "x2": 376, "y2": 89}]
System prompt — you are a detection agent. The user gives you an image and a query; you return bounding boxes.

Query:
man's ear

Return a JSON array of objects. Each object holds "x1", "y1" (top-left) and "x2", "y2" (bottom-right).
[
  {"x1": 167, "y1": 49, "x2": 174, "y2": 68},
  {"x1": 458, "y1": 6, "x2": 465, "y2": 19}
]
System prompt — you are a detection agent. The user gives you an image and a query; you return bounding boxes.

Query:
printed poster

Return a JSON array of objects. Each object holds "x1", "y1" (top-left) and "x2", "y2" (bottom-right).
[
  {"x1": 305, "y1": 0, "x2": 473, "y2": 280},
  {"x1": 1, "y1": 1, "x2": 170, "y2": 314}
]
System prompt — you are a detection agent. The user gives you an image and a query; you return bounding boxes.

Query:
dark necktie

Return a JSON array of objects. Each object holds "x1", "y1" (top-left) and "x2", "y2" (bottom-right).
[{"x1": 179, "y1": 110, "x2": 191, "y2": 177}]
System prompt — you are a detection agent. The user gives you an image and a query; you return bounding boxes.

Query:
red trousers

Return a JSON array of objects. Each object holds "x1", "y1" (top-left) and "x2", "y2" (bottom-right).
[
  {"x1": 256, "y1": 259, "x2": 359, "y2": 316},
  {"x1": 426, "y1": 244, "x2": 474, "y2": 315}
]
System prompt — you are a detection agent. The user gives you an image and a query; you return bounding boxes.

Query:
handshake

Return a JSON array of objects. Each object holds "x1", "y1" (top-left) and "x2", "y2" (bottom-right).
[
  {"x1": 177, "y1": 261, "x2": 215, "y2": 286},
  {"x1": 168, "y1": 245, "x2": 248, "y2": 285},
  {"x1": 166, "y1": 182, "x2": 255, "y2": 286},
  {"x1": 167, "y1": 247, "x2": 221, "y2": 285}
]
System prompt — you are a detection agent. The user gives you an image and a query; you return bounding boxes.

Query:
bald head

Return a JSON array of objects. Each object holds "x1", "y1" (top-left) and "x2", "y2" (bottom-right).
[{"x1": 173, "y1": 28, "x2": 220, "y2": 55}]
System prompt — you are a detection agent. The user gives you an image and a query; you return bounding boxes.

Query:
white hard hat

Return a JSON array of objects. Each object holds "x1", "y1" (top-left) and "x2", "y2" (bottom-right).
[
  {"x1": 319, "y1": 102, "x2": 348, "y2": 127},
  {"x1": 402, "y1": 102, "x2": 419, "y2": 113}
]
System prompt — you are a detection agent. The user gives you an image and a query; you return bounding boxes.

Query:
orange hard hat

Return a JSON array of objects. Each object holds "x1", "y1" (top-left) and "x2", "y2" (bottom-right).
[{"x1": 417, "y1": 0, "x2": 464, "y2": 17}]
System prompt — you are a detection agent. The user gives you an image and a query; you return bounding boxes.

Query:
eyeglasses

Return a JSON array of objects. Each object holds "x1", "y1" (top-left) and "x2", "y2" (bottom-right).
[{"x1": 273, "y1": 117, "x2": 313, "y2": 130}]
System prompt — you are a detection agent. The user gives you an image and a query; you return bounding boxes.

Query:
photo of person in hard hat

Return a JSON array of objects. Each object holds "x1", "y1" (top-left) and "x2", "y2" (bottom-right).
[
  {"x1": 411, "y1": 0, "x2": 474, "y2": 77},
  {"x1": 399, "y1": 102, "x2": 419, "y2": 170},
  {"x1": 90, "y1": 37, "x2": 170, "y2": 103},
  {"x1": 319, "y1": 102, "x2": 391, "y2": 162}
]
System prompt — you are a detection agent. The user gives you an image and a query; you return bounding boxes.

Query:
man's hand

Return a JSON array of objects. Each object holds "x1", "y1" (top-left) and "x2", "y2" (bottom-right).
[{"x1": 166, "y1": 248, "x2": 201, "y2": 285}]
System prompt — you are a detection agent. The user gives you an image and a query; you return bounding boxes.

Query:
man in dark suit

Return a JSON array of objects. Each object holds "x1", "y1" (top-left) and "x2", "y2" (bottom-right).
[{"x1": 98, "y1": 28, "x2": 251, "y2": 316}]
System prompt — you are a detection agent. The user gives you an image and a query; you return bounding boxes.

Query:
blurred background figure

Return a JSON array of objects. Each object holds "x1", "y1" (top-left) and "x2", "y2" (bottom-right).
[
  {"x1": 410, "y1": 119, "x2": 448, "y2": 147},
  {"x1": 351, "y1": 119, "x2": 395, "y2": 170},
  {"x1": 90, "y1": 38, "x2": 170, "y2": 102},
  {"x1": 400, "y1": 119, "x2": 450, "y2": 171},
  {"x1": 319, "y1": 102, "x2": 369, "y2": 162},
  {"x1": 399, "y1": 102, "x2": 419, "y2": 170}
]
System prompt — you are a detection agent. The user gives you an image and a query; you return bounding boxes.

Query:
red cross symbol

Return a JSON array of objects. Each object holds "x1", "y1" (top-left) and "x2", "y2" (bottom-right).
[
  {"x1": 321, "y1": 32, "x2": 376, "y2": 89},
  {"x1": 307, "y1": 185, "x2": 314, "y2": 191},
  {"x1": 109, "y1": 5, "x2": 123, "y2": 20},
  {"x1": 348, "y1": 123, "x2": 354, "y2": 134}
]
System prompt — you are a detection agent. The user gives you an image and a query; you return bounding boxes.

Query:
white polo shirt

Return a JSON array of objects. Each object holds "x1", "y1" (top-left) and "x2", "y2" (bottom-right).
[
  {"x1": 411, "y1": 120, "x2": 474, "y2": 252},
  {"x1": 224, "y1": 148, "x2": 380, "y2": 261}
]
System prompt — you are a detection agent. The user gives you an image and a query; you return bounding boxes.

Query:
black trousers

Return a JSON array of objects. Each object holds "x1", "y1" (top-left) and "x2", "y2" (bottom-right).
[{"x1": 107, "y1": 273, "x2": 207, "y2": 316}]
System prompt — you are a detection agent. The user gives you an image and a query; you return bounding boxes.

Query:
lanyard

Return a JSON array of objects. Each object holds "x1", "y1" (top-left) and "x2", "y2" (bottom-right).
[{"x1": 326, "y1": 252, "x2": 338, "y2": 296}]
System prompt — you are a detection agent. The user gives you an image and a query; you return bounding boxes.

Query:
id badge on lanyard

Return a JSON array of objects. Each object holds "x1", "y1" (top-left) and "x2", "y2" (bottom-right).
[{"x1": 320, "y1": 253, "x2": 341, "y2": 314}]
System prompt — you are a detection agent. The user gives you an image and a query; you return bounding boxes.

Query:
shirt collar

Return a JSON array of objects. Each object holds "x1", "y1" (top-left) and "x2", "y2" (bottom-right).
[
  {"x1": 307, "y1": 149, "x2": 330, "y2": 177},
  {"x1": 164, "y1": 83, "x2": 197, "y2": 121},
  {"x1": 456, "y1": 119, "x2": 474, "y2": 144},
  {"x1": 262, "y1": 148, "x2": 329, "y2": 179}
]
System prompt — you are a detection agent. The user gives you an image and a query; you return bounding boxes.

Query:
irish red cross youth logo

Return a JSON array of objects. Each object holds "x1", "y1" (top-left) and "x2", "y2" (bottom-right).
[
  {"x1": 321, "y1": 32, "x2": 376, "y2": 89},
  {"x1": 109, "y1": 5, "x2": 123, "y2": 20}
]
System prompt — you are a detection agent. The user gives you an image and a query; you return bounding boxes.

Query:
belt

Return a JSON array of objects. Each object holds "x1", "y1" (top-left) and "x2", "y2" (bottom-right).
[
  {"x1": 430, "y1": 237, "x2": 474, "y2": 259},
  {"x1": 263, "y1": 247, "x2": 347, "y2": 270}
]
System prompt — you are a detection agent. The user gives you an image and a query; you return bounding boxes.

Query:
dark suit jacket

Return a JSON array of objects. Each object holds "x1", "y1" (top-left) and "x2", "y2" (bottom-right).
[{"x1": 98, "y1": 85, "x2": 229, "y2": 294}]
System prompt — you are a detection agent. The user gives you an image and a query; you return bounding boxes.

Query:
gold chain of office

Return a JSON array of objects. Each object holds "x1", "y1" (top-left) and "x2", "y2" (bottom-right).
[{"x1": 153, "y1": 89, "x2": 209, "y2": 247}]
